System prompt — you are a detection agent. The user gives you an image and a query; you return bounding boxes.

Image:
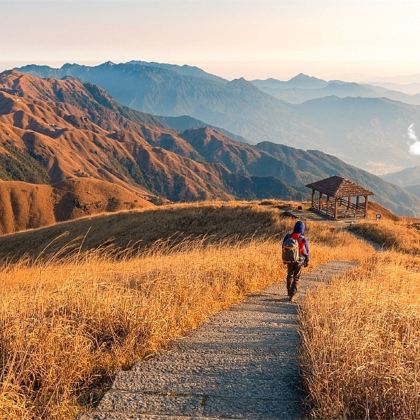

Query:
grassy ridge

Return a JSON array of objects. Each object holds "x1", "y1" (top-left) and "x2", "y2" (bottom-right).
[
  {"x1": 0, "y1": 201, "x2": 292, "y2": 262},
  {"x1": 349, "y1": 219, "x2": 420, "y2": 255},
  {"x1": 0, "y1": 240, "x2": 280, "y2": 418},
  {"x1": 300, "y1": 252, "x2": 420, "y2": 419},
  {"x1": 0, "y1": 203, "x2": 370, "y2": 418}
]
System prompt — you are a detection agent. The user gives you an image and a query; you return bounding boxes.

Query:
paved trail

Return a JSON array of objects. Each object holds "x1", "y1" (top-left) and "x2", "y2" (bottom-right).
[{"x1": 81, "y1": 260, "x2": 357, "y2": 420}]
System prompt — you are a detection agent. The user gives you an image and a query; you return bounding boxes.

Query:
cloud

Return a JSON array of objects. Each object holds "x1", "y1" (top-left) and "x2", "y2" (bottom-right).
[{"x1": 408, "y1": 123, "x2": 420, "y2": 156}]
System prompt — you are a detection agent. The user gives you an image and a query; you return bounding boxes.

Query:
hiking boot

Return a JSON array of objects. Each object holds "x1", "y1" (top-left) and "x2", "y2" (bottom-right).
[{"x1": 289, "y1": 292, "x2": 298, "y2": 303}]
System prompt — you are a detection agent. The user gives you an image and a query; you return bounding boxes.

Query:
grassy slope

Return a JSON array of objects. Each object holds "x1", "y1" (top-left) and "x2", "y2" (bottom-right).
[
  {"x1": 349, "y1": 219, "x2": 420, "y2": 255},
  {"x1": 300, "y1": 219, "x2": 420, "y2": 419},
  {"x1": 0, "y1": 200, "x2": 372, "y2": 418},
  {"x1": 0, "y1": 179, "x2": 151, "y2": 235},
  {"x1": 0, "y1": 200, "x2": 297, "y2": 262}
]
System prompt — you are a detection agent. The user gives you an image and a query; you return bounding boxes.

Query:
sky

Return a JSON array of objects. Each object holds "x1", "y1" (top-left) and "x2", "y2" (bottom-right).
[{"x1": 1, "y1": 0, "x2": 420, "y2": 82}]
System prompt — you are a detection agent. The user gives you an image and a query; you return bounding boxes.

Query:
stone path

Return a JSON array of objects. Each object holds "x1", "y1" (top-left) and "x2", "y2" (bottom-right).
[{"x1": 80, "y1": 261, "x2": 357, "y2": 420}]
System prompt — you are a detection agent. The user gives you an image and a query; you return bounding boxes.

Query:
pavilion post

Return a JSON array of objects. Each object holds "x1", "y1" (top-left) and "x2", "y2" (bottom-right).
[
  {"x1": 318, "y1": 191, "x2": 322, "y2": 212},
  {"x1": 347, "y1": 195, "x2": 351, "y2": 209},
  {"x1": 355, "y1": 195, "x2": 359, "y2": 217},
  {"x1": 311, "y1": 189, "x2": 315, "y2": 208},
  {"x1": 364, "y1": 195, "x2": 369, "y2": 218},
  {"x1": 334, "y1": 197, "x2": 338, "y2": 219}
]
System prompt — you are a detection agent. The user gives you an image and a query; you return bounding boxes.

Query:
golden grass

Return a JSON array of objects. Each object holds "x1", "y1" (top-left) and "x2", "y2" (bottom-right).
[
  {"x1": 0, "y1": 240, "x2": 281, "y2": 419},
  {"x1": 349, "y1": 219, "x2": 420, "y2": 255},
  {"x1": 300, "y1": 252, "x2": 420, "y2": 419},
  {"x1": 0, "y1": 203, "x2": 370, "y2": 419},
  {"x1": 0, "y1": 200, "x2": 293, "y2": 262}
]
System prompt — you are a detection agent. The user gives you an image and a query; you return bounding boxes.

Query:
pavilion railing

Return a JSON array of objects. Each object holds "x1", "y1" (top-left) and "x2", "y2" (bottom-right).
[
  {"x1": 337, "y1": 198, "x2": 366, "y2": 216},
  {"x1": 312, "y1": 197, "x2": 366, "y2": 218}
]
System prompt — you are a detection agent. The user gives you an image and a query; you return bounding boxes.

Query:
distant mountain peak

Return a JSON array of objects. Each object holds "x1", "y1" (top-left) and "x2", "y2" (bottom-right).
[
  {"x1": 248, "y1": 73, "x2": 328, "y2": 91},
  {"x1": 230, "y1": 77, "x2": 247, "y2": 83},
  {"x1": 100, "y1": 60, "x2": 116, "y2": 67},
  {"x1": 289, "y1": 73, "x2": 326, "y2": 83},
  {"x1": 228, "y1": 77, "x2": 256, "y2": 89},
  {"x1": 62, "y1": 62, "x2": 78, "y2": 69},
  {"x1": 290, "y1": 73, "x2": 311, "y2": 80}
]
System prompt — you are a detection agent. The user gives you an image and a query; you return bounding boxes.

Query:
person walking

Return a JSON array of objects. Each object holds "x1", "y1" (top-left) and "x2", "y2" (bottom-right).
[{"x1": 282, "y1": 220, "x2": 309, "y2": 302}]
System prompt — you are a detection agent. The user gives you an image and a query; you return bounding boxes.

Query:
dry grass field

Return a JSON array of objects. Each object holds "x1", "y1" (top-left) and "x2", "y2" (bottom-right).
[
  {"x1": 300, "y1": 248, "x2": 420, "y2": 418},
  {"x1": 0, "y1": 201, "x2": 286, "y2": 262},
  {"x1": 0, "y1": 199, "x2": 417, "y2": 419},
  {"x1": 349, "y1": 219, "x2": 420, "y2": 255},
  {"x1": 0, "y1": 201, "x2": 373, "y2": 419}
]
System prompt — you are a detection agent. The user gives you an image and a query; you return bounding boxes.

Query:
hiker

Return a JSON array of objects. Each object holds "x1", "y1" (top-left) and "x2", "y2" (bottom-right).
[{"x1": 282, "y1": 220, "x2": 309, "y2": 302}]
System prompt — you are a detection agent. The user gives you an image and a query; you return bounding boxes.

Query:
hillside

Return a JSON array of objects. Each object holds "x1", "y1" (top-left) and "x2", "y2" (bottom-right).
[
  {"x1": 0, "y1": 199, "x2": 404, "y2": 262},
  {"x1": 0, "y1": 69, "x2": 418, "y2": 235},
  {"x1": 0, "y1": 70, "x2": 302, "y2": 209},
  {"x1": 295, "y1": 96, "x2": 420, "y2": 174},
  {"x1": 0, "y1": 199, "x2": 417, "y2": 419},
  {"x1": 159, "y1": 115, "x2": 250, "y2": 143},
  {"x1": 0, "y1": 199, "x2": 379, "y2": 419},
  {"x1": 0, "y1": 199, "x2": 372, "y2": 262},
  {"x1": 0, "y1": 178, "x2": 151, "y2": 234},
  {"x1": 175, "y1": 128, "x2": 420, "y2": 215},
  {"x1": 18, "y1": 61, "x2": 420, "y2": 172},
  {"x1": 382, "y1": 165, "x2": 420, "y2": 187},
  {"x1": 138, "y1": 125, "x2": 420, "y2": 215},
  {"x1": 407, "y1": 184, "x2": 420, "y2": 196}
]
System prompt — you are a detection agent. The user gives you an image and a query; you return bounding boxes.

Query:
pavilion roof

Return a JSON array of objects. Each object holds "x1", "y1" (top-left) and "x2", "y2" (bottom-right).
[{"x1": 306, "y1": 176, "x2": 374, "y2": 198}]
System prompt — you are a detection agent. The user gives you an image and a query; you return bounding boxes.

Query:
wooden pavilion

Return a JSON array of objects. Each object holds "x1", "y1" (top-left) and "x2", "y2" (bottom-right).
[{"x1": 306, "y1": 176, "x2": 374, "y2": 219}]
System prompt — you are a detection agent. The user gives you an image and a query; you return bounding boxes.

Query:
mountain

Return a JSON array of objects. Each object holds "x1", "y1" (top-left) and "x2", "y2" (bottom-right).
[
  {"x1": 123, "y1": 60, "x2": 226, "y2": 83},
  {"x1": 18, "y1": 61, "x2": 420, "y2": 173},
  {"x1": 148, "y1": 124, "x2": 420, "y2": 215},
  {"x1": 252, "y1": 74, "x2": 328, "y2": 91},
  {"x1": 0, "y1": 70, "x2": 302, "y2": 210},
  {"x1": 252, "y1": 75, "x2": 420, "y2": 105},
  {"x1": 16, "y1": 62, "x2": 324, "y2": 150},
  {"x1": 0, "y1": 69, "x2": 418, "y2": 234},
  {"x1": 159, "y1": 115, "x2": 249, "y2": 143},
  {"x1": 382, "y1": 166, "x2": 420, "y2": 194},
  {"x1": 295, "y1": 96, "x2": 420, "y2": 174},
  {"x1": 0, "y1": 178, "x2": 151, "y2": 234}
]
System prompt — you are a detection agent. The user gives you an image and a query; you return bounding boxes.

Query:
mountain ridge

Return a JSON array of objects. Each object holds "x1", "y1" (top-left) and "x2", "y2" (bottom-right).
[
  {"x1": 17, "y1": 61, "x2": 420, "y2": 173},
  {"x1": 252, "y1": 75, "x2": 420, "y2": 105},
  {"x1": 0, "y1": 70, "x2": 419, "y2": 235},
  {"x1": 382, "y1": 166, "x2": 420, "y2": 190}
]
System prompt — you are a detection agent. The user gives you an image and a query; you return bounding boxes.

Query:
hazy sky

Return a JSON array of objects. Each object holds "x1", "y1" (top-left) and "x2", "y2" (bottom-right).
[{"x1": 1, "y1": 0, "x2": 420, "y2": 81}]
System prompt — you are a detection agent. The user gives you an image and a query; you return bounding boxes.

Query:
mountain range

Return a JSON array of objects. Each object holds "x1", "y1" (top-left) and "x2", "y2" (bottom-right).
[
  {"x1": 0, "y1": 69, "x2": 419, "y2": 234},
  {"x1": 251, "y1": 73, "x2": 420, "y2": 105},
  {"x1": 18, "y1": 61, "x2": 420, "y2": 174},
  {"x1": 382, "y1": 166, "x2": 420, "y2": 196}
]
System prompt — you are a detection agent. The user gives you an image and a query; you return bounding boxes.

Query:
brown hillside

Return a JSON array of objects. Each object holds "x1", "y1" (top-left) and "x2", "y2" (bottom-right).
[
  {"x1": 0, "y1": 71, "x2": 287, "y2": 206},
  {"x1": 0, "y1": 178, "x2": 152, "y2": 234}
]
